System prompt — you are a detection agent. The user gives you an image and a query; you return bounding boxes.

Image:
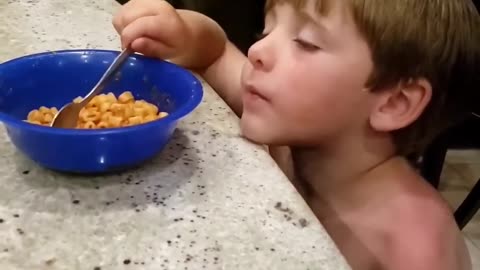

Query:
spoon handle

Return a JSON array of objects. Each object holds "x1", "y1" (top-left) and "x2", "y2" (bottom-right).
[{"x1": 81, "y1": 48, "x2": 132, "y2": 105}]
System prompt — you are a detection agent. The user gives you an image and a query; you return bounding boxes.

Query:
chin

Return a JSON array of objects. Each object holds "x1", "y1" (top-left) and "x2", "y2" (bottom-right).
[
  {"x1": 239, "y1": 116, "x2": 287, "y2": 145},
  {"x1": 239, "y1": 115, "x2": 268, "y2": 143}
]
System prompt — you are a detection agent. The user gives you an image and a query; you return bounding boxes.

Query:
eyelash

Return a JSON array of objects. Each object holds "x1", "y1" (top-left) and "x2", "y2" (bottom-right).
[
  {"x1": 255, "y1": 33, "x2": 321, "y2": 52},
  {"x1": 293, "y1": 39, "x2": 320, "y2": 52}
]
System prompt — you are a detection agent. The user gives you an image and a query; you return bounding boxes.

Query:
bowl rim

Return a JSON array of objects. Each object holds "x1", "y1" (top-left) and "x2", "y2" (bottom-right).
[{"x1": 0, "y1": 49, "x2": 204, "y2": 135}]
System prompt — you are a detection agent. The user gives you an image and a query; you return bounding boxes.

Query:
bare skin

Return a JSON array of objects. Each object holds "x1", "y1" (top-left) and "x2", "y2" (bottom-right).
[
  {"x1": 113, "y1": 0, "x2": 473, "y2": 269},
  {"x1": 287, "y1": 148, "x2": 471, "y2": 270}
]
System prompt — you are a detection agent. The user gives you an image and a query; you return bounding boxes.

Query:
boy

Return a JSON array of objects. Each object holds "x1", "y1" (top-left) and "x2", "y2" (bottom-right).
[{"x1": 113, "y1": 0, "x2": 479, "y2": 269}]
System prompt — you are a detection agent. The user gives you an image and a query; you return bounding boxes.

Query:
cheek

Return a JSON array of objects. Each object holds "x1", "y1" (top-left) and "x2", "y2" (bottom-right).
[
  {"x1": 240, "y1": 62, "x2": 251, "y2": 86},
  {"x1": 271, "y1": 60, "x2": 370, "y2": 130},
  {"x1": 273, "y1": 66, "x2": 342, "y2": 115}
]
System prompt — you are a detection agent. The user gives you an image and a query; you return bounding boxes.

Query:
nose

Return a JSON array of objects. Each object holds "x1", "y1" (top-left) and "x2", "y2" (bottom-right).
[{"x1": 247, "y1": 35, "x2": 274, "y2": 71}]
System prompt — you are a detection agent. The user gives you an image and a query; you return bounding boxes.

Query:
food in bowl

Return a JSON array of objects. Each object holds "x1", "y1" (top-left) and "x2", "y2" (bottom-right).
[
  {"x1": 25, "y1": 91, "x2": 169, "y2": 129},
  {"x1": 0, "y1": 49, "x2": 203, "y2": 173}
]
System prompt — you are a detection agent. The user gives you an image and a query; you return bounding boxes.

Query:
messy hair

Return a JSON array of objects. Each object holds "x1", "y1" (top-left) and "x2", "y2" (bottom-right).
[{"x1": 265, "y1": 0, "x2": 480, "y2": 156}]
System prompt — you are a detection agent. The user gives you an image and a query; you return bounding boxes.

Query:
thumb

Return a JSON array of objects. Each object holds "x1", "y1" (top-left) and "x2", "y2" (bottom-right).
[{"x1": 130, "y1": 37, "x2": 179, "y2": 60}]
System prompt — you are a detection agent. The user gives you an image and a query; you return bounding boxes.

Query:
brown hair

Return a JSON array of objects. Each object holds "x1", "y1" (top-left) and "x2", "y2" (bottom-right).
[{"x1": 265, "y1": 0, "x2": 480, "y2": 155}]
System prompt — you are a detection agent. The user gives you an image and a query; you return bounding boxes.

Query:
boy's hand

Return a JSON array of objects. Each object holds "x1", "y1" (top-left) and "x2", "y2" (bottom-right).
[
  {"x1": 112, "y1": 0, "x2": 190, "y2": 61},
  {"x1": 113, "y1": 0, "x2": 245, "y2": 116}
]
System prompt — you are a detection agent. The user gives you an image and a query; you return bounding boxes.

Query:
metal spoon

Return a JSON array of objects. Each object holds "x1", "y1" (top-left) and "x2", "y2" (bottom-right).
[{"x1": 50, "y1": 48, "x2": 131, "y2": 128}]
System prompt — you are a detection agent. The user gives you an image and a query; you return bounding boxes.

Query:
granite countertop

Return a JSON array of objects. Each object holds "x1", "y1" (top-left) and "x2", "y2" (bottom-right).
[{"x1": 0, "y1": 1, "x2": 350, "y2": 269}]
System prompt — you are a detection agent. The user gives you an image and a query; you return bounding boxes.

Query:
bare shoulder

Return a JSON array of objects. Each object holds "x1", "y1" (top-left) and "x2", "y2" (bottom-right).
[{"x1": 384, "y1": 174, "x2": 471, "y2": 270}]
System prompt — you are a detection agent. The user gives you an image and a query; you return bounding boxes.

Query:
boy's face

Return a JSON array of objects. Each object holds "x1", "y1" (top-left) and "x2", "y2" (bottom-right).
[{"x1": 240, "y1": 0, "x2": 376, "y2": 146}]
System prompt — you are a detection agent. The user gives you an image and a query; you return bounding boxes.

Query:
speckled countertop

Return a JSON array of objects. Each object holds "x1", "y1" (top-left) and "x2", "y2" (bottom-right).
[{"x1": 0, "y1": 1, "x2": 350, "y2": 269}]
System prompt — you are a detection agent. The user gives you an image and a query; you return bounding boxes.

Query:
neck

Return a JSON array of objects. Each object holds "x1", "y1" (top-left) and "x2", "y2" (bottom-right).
[{"x1": 292, "y1": 130, "x2": 398, "y2": 217}]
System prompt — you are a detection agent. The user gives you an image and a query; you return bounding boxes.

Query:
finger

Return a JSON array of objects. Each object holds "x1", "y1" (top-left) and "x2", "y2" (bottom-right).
[
  {"x1": 113, "y1": 0, "x2": 173, "y2": 34},
  {"x1": 131, "y1": 37, "x2": 177, "y2": 59},
  {"x1": 120, "y1": 15, "x2": 187, "y2": 50},
  {"x1": 113, "y1": 7, "x2": 158, "y2": 35}
]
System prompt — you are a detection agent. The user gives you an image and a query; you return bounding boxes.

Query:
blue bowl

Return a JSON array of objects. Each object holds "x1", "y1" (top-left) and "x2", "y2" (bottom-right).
[{"x1": 0, "y1": 49, "x2": 203, "y2": 173}]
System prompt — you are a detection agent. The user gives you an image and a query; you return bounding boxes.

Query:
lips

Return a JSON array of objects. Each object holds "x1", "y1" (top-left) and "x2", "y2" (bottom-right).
[{"x1": 244, "y1": 84, "x2": 270, "y2": 102}]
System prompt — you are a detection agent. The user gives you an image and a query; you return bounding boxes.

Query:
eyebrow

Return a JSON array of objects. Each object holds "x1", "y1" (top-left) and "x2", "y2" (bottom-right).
[
  {"x1": 297, "y1": 10, "x2": 330, "y2": 33},
  {"x1": 265, "y1": 5, "x2": 333, "y2": 41}
]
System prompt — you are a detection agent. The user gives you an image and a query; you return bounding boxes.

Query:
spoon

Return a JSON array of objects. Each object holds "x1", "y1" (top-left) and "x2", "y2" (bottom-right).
[{"x1": 50, "y1": 48, "x2": 131, "y2": 128}]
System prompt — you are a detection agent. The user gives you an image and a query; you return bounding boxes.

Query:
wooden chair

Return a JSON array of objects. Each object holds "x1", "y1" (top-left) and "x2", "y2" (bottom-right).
[{"x1": 420, "y1": 113, "x2": 480, "y2": 229}]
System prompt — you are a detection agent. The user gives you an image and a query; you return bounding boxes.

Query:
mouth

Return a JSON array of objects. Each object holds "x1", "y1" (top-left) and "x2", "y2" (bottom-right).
[{"x1": 244, "y1": 85, "x2": 270, "y2": 102}]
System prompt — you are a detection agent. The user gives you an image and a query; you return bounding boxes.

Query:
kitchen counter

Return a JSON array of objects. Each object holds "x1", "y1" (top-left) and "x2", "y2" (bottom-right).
[{"x1": 0, "y1": 0, "x2": 350, "y2": 269}]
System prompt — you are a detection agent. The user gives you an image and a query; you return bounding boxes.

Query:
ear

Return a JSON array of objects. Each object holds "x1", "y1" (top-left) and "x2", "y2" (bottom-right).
[{"x1": 369, "y1": 78, "x2": 432, "y2": 132}]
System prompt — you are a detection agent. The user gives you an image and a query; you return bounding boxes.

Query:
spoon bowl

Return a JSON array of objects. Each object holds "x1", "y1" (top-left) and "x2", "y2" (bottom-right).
[{"x1": 51, "y1": 48, "x2": 131, "y2": 128}]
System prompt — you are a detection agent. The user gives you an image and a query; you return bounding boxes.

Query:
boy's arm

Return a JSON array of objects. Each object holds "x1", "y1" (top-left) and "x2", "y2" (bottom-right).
[
  {"x1": 176, "y1": 10, "x2": 247, "y2": 116},
  {"x1": 200, "y1": 42, "x2": 246, "y2": 117}
]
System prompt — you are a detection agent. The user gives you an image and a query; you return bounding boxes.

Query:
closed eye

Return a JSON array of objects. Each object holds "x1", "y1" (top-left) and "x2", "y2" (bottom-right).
[{"x1": 294, "y1": 39, "x2": 320, "y2": 52}]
